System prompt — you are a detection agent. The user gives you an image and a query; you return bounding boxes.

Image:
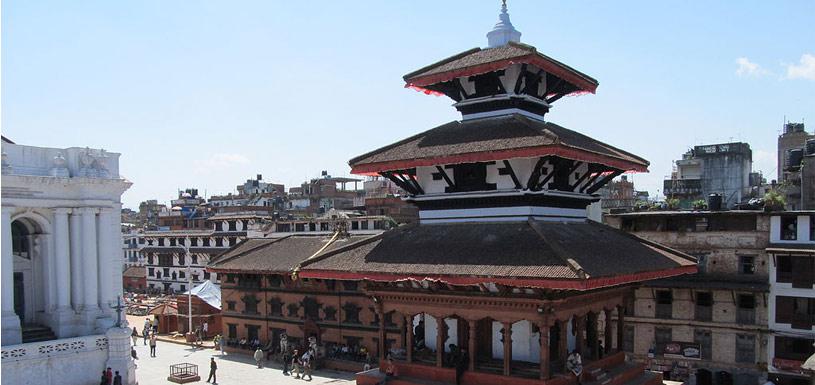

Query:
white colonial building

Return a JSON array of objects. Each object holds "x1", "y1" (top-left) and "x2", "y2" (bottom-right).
[{"x1": 1, "y1": 137, "x2": 136, "y2": 385}]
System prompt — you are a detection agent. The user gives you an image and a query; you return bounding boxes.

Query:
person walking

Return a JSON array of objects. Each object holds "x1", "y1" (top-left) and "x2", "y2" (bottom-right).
[
  {"x1": 206, "y1": 357, "x2": 217, "y2": 383},
  {"x1": 291, "y1": 349, "x2": 302, "y2": 379},
  {"x1": 253, "y1": 347, "x2": 264, "y2": 369},
  {"x1": 219, "y1": 335, "x2": 225, "y2": 355},
  {"x1": 105, "y1": 367, "x2": 113, "y2": 385},
  {"x1": 149, "y1": 333, "x2": 157, "y2": 357},
  {"x1": 99, "y1": 371, "x2": 109, "y2": 385},
  {"x1": 202, "y1": 321, "x2": 208, "y2": 339},
  {"x1": 112, "y1": 371, "x2": 122, "y2": 385},
  {"x1": 142, "y1": 326, "x2": 149, "y2": 345},
  {"x1": 301, "y1": 350, "x2": 313, "y2": 381},
  {"x1": 281, "y1": 348, "x2": 292, "y2": 376},
  {"x1": 131, "y1": 327, "x2": 138, "y2": 346}
]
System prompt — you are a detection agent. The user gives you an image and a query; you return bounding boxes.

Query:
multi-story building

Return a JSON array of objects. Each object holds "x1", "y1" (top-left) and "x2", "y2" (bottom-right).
[
  {"x1": 357, "y1": 177, "x2": 419, "y2": 224},
  {"x1": 268, "y1": 210, "x2": 392, "y2": 235},
  {"x1": 777, "y1": 122, "x2": 815, "y2": 211},
  {"x1": 605, "y1": 211, "x2": 771, "y2": 385},
  {"x1": 766, "y1": 212, "x2": 815, "y2": 385},
  {"x1": 122, "y1": 229, "x2": 145, "y2": 268},
  {"x1": 1, "y1": 137, "x2": 135, "y2": 384},
  {"x1": 157, "y1": 188, "x2": 211, "y2": 230},
  {"x1": 664, "y1": 142, "x2": 758, "y2": 209},
  {"x1": 142, "y1": 212, "x2": 269, "y2": 293}
]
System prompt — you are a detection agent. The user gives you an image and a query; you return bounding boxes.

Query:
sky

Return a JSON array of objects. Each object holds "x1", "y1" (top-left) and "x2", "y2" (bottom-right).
[{"x1": 2, "y1": 0, "x2": 814, "y2": 210}]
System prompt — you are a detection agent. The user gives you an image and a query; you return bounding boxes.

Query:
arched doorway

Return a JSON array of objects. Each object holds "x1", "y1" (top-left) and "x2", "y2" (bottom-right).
[{"x1": 11, "y1": 217, "x2": 48, "y2": 326}]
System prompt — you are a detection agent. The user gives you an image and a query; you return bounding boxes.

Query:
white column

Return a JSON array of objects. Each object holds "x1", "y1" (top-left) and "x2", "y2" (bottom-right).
[
  {"x1": 110, "y1": 205, "x2": 125, "y2": 305},
  {"x1": 53, "y1": 208, "x2": 72, "y2": 311},
  {"x1": 2, "y1": 206, "x2": 22, "y2": 344},
  {"x1": 97, "y1": 208, "x2": 114, "y2": 313},
  {"x1": 80, "y1": 207, "x2": 99, "y2": 312},
  {"x1": 70, "y1": 210, "x2": 83, "y2": 311}
]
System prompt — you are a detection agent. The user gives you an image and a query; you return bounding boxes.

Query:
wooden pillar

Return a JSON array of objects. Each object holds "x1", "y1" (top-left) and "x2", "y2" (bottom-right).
[
  {"x1": 604, "y1": 309, "x2": 613, "y2": 355},
  {"x1": 436, "y1": 317, "x2": 445, "y2": 367},
  {"x1": 539, "y1": 322, "x2": 550, "y2": 379},
  {"x1": 558, "y1": 319, "x2": 568, "y2": 367},
  {"x1": 468, "y1": 319, "x2": 477, "y2": 371},
  {"x1": 616, "y1": 305, "x2": 625, "y2": 352},
  {"x1": 502, "y1": 321, "x2": 512, "y2": 376},
  {"x1": 575, "y1": 315, "x2": 585, "y2": 355},
  {"x1": 376, "y1": 304, "x2": 386, "y2": 362},
  {"x1": 406, "y1": 315, "x2": 414, "y2": 364}
]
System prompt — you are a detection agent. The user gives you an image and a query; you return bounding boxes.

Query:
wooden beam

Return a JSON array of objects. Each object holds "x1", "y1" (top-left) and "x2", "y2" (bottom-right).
[
  {"x1": 585, "y1": 170, "x2": 623, "y2": 194},
  {"x1": 468, "y1": 319, "x2": 477, "y2": 371},
  {"x1": 526, "y1": 156, "x2": 550, "y2": 191},
  {"x1": 434, "y1": 165, "x2": 455, "y2": 188},
  {"x1": 498, "y1": 160, "x2": 523, "y2": 189},
  {"x1": 406, "y1": 315, "x2": 414, "y2": 364}
]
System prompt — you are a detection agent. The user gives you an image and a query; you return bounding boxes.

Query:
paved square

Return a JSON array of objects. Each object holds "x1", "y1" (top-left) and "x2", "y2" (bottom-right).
[{"x1": 131, "y1": 340, "x2": 356, "y2": 385}]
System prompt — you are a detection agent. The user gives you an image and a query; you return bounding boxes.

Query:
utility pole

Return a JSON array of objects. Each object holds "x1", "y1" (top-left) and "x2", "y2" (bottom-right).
[{"x1": 185, "y1": 246, "x2": 193, "y2": 337}]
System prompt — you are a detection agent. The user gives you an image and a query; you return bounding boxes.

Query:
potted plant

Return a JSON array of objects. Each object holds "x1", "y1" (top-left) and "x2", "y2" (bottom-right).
[{"x1": 763, "y1": 190, "x2": 785, "y2": 212}]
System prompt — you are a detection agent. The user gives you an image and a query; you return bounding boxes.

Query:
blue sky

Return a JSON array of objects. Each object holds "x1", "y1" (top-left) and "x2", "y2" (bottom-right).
[{"x1": 3, "y1": 1, "x2": 813, "y2": 209}]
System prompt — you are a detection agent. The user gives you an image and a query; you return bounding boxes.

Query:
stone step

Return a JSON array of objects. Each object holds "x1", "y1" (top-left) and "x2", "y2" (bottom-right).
[{"x1": 22, "y1": 325, "x2": 57, "y2": 343}]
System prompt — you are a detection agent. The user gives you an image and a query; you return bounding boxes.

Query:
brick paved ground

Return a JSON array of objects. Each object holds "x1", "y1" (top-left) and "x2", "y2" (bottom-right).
[
  {"x1": 131, "y1": 338, "x2": 356, "y2": 385},
  {"x1": 125, "y1": 315, "x2": 355, "y2": 385}
]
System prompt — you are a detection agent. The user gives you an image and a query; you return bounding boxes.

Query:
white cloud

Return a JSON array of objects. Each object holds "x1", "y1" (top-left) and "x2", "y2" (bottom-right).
[
  {"x1": 735, "y1": 57, "x2": 767, "y2": 77},
  {"x1": 193, "y1": 153, "x2": 251, "y2": 173},
  {"x1": 786, "y1": 53, "x2": 815, "y2": 81}
]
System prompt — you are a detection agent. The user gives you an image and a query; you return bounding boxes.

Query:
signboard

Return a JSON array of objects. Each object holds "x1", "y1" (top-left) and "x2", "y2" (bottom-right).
[{"x1": 663, "y1": 341, "x2": 702, "y2": 360}]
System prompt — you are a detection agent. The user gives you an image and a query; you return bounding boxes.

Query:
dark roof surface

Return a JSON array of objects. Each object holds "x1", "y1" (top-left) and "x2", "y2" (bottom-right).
[
  {"x1": 645, "y1": 273, "x2": 769, "y2": 292},
  {"x1": 349, "y1": 114, "x2": 649, "y2": 173},
  {"x1": 403, "y1": 42, "x2": 598, "y2": 92},
  {"x1": 301, "y1": 220, "x2": 695, "y2": 285},
  {"x1": 208, "y1": 235, "x2": 376, "y2": 273}
]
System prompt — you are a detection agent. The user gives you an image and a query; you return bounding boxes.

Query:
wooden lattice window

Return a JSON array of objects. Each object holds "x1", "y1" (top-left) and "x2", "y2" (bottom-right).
[{"x1": 342, "y1": 303, "x2": 361, "y2": 324}]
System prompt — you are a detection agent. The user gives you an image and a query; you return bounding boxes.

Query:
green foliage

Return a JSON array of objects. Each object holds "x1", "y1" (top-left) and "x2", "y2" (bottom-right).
[
  {"x1": 665, "y1": 198, "x2": 680, "y2": 210},
  {"x1": 763, "y1": 190, "x2": 786, "y2": 211},
  {"x1": 692, "y1": 199, "x2": 707, "y2": 210}
]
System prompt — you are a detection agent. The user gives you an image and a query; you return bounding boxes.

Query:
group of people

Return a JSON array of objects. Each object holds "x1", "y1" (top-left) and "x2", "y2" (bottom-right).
[{"x1": 98, "y1": 367, "x2": 123, "y2": 385}]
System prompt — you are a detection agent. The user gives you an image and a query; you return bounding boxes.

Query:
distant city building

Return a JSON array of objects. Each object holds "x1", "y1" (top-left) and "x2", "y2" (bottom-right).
[
  {"x1": 209, "y1": 174, "x2": 286, "y2": 212},
  {"x1": 158, "y1": 188, "x2": 210, "y2": 230},
  {"x1": 287, "y1": 171, "x2": 363, "y2": 215},
  {"x1": 777, "y1": 122, "x2": 815, "y2": 210},
  {"x1": 664, "y1": 142, "x2": 759, "y2": 209},
  {"x1": 766, "y1": 212, "x2": 815, "y2": 385},
  {"x1": 137, "y1": 199, "x2": 167, "y2": 230},
  {"x1": 598, "y1": 175, "x2": 649, "y2": 212},
  {"x1": 1, "y1": 137, "x2": 135, "y2": 384}
]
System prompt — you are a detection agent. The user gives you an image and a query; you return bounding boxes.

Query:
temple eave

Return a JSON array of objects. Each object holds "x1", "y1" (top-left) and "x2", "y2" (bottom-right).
[
  {"x1": 350, "y1": 145, "x2": 649, "y2": 176},
  {"x1": 297, "y1": 265, "x2": 697, "y2": 291}
]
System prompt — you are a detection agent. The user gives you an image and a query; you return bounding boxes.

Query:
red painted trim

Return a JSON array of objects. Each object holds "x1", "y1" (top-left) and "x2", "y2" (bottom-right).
[
  {"x1": 351, "y1": 145, "x2": 649, "y2": 175},
  {"x1": 407, "y1": 55, "x2": 598, "y2": 94},
  {"x1": 299, "y1": 265, "x2": 697, "y2": 290}
]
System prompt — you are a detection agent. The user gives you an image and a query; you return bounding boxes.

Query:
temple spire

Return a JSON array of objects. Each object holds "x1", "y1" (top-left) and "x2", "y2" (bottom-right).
[{"x1": 487, "y1": 0, "x2": 522, "y2": 48}]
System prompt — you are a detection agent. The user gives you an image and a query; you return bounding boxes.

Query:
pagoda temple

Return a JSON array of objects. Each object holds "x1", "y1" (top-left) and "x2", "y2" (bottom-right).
[{"x1": 210, "y1": 3, "x2": 696, "y2": 384}]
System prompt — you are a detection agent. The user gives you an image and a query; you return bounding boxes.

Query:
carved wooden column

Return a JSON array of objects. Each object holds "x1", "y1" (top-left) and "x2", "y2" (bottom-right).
[
  {"x1": 468, "y1": 319, "x2": 477, "y2": 371},
  {"x1": 375, "y1": 302, "x2": 385, "y2": 362},
  {"x1": 436, "y1": 316, "x2": 446, "y2": 367},
  {"x1": 604, "y1": 308, "x2": 613, "y2": 355},
  {"x1": 502, "y1": 321, "x2": 512, "y2": 376},
  {"x1": 616, "y1": 305, "x2": 625, "y2": 352},
  {"x1": 558, "y1": 319, "x2": 568, "y2": 369},
  {"x1": 574, "y1": 315, "x2": 585, "y2": 355},
  {"x1": 538, "y1": 322, "x2": 550, "y2": 379},
  {"x1": 406, "y1": 315, "x2": 414, "y2": 364}
]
